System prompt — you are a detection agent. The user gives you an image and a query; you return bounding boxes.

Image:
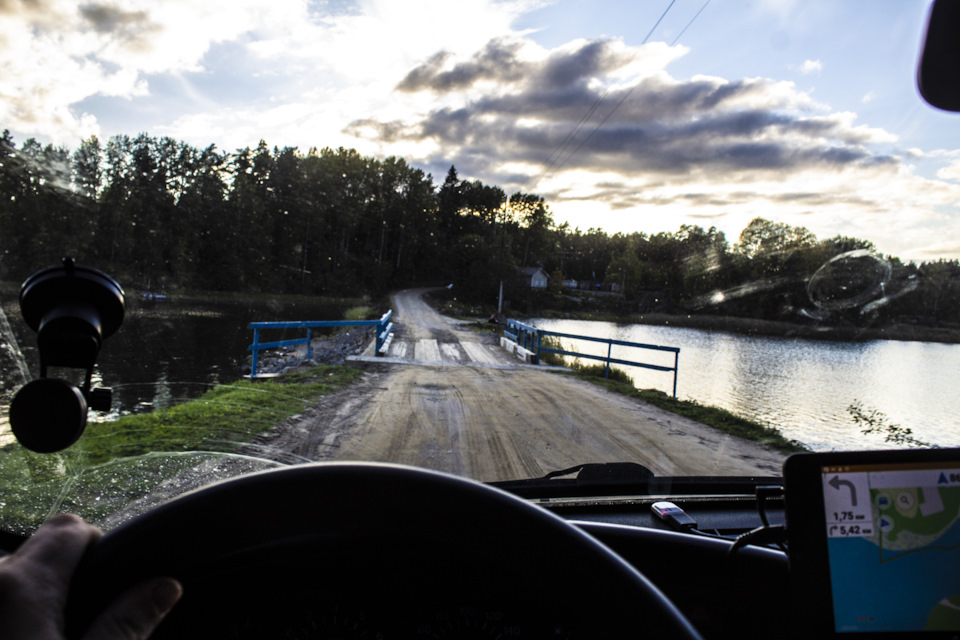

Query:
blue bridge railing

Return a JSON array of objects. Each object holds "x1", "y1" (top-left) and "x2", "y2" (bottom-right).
[
  {"x1": 248, "y1": 310, "x2": 393, "y2": 379},
  {"x1": 504, "y1": 318, "x2": 680, "y2": 397}
]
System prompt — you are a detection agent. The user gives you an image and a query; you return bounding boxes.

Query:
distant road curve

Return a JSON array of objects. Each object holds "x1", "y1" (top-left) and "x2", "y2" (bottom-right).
[{"x1": 262, "y1": 289, "x2": 786, "y2": 481}]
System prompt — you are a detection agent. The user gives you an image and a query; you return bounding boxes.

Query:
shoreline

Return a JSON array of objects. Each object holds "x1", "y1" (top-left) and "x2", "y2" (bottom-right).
[
  {"x1": 562, "y1": 370, "x2": 807, "y2": 454},
  {"x1": 424, "y1": 289, "x2": 960, "y2": 345},
  {"x1": 521, "y1": 309, "x2": 960, "y2": 345}
]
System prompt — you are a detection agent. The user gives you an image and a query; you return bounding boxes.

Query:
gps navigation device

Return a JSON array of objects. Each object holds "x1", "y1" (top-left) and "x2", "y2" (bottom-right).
[{"x1": 784, "y1": 448, "x2": 960, "y2": 637}]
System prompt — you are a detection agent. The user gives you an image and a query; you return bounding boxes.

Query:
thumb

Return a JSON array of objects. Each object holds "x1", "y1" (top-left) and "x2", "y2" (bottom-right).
[{"x1": 82, "y1": 577, "x2": 182, "y2": 640}]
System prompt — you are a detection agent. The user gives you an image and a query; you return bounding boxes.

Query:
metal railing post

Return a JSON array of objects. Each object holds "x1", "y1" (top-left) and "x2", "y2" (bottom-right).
[
  {"x1": 518, "y1": 322, "x2": 680, "y2": 397},
  {"x1": 250, "y1": 329, "x2": 260, "y2": 379},
  {"x1": 375, "y1": 310, "x2": 392, "y2": 357},
  {"x1": 248, "y1": 311, "x2": 394, "y2": 372},
  {"x1": 673, "y1": 350, "x2": 679, "y2": 398}
]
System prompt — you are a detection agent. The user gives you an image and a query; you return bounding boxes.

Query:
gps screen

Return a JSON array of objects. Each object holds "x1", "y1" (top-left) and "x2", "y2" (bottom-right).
[{"x1": 821, "y1": 461, "x2": 960, "y2": 632}]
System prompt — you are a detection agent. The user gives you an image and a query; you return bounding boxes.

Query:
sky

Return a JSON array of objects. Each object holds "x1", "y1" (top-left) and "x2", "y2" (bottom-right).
[{"x1": 2, "y1": 0, "x2": 960, "y2": 262}]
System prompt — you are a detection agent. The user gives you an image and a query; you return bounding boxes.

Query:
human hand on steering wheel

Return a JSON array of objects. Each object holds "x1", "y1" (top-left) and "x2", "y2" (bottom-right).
[{"x1": 0, "y1": 514, "x2": 181, "y2": 640}]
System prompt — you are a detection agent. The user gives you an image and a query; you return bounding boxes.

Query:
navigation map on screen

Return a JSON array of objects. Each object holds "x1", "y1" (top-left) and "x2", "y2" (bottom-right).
[{"x1": 822, "y1": 462, "x2": 960, "y2": 632}]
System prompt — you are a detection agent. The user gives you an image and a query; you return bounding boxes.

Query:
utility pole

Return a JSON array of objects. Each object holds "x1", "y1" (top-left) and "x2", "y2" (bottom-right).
[{"x1": 496, "y1": 202, "x2": 506, "y2": 318}]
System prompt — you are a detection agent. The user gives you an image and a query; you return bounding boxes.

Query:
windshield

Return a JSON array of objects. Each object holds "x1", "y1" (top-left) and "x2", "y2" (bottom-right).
[{"x1": 1, "y1": 0, "x2": 958, "y2": 534}]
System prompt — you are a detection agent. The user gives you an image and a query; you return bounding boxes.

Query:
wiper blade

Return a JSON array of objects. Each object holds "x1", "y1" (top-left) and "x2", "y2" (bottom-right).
[
  {"x1": 490, "y1": 463, "x2": 781, "y2": 500},
  {"x1": 541, "y1": 462, "x2": 655, "y2": 483}
]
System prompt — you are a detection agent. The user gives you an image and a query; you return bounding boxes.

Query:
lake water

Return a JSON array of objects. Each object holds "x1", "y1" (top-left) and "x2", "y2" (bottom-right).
[
  {"x1": 0, "y1": 292, "x2": 352, "y2": 443},
  {"x1": 2, "y1": 292, "x2": 957, "y2": 452},
  {"x1": 532, "y1": 318, "x2": 960, "y2": 451}
]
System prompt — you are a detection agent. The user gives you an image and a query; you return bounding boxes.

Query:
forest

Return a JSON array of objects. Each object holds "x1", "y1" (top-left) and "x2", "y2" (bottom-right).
[{"x1": 1, "y1": 130, "x2": 959, "y2": 329}]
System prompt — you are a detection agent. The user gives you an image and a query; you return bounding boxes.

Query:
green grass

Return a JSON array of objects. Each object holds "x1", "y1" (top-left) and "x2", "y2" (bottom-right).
[
  {"x1": 0, "y1": 365, "x2": 363, "y2": 533},
  {"x1": 344, "y1": 305, "x2": 375, "y2": 321},
  {"x1": 569, "y1": 362, "x2": 634, "y2": 385},
  {"x1": 536, "y1": 335, "x2": 567, "y2": 367},
  {"x1": 569, "y1": 371, "x2": 807, "y2": 454},
  {"x1": 534, "y1": 336, "x2": 632, "y2": 385},
  {"x1": 74, "y1": 366, "x2": 361, "y2": 465}
]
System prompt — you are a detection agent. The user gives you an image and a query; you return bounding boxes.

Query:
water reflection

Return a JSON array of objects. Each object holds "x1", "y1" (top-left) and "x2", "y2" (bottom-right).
[
  {"x1": 0, "y1": 292, "x2": 351, "y2": 439},
  {"x1": 0, "y1": 292, "x2": 365, "y2": 533},
  {"x1": 534, "y1": 318, "x2": 959, "y2": 451}
]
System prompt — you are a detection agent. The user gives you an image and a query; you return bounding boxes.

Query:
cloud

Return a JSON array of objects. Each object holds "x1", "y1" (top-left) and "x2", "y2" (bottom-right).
[
  {"x1": 910, "y1": 240, "x2": 960, "y2": 259},
  {"x1": 344, "y1": 35, "x2": 959, "y2": 260},
  {"x1": 79, "y1": 3, "x2": 153, "y2": 36},
  {"x1": 799, "y1": 59, "x2": 822, "y2": 74},
  {"x1": 247, "y1": 0, "x2": 537, "y2": 83},
  {"x1": 3, "y1": 1, "x2": 957, "y2": 261},
  {"x1": 349, "y1": 37, "x2": 899, "y2": 184},
  {"x1": 937, "y1": 159, "x2": 960, "y2": 182},
  {"x1": 149, "y1": 0, "x2": 540, "y2": 155},
  {"x1": 396, "y1": 39, "x2": 529, "y2": 92},
  {"x1": 0, "y1": 0, "x2": 290, "y2": 141}
]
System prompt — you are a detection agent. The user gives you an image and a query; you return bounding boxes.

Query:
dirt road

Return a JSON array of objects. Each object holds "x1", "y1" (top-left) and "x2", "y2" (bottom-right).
[{"x1": 259, "y1": 289, "x2": 786, "y2": 481}]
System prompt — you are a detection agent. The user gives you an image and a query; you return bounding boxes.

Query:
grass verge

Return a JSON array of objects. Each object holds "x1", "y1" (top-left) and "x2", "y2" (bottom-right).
[
  {"x1": 76, "y1": 366, "x2": 362, "y2": 465},
  {"x1": 532, "y1": 332, "x2": 803, "y2": 453},
  {"x1": 344, "y1": 305, "x2": 375, "y2": 321},
  {"x1": 536, "y1": 337, "x2": 633, "y2": 385},
  {"x1": 0, "y1": 365, "x2": 363, "y2": 532},
  {"x1": 567, "y1": 369, "x2": 807, "y2": 454}
]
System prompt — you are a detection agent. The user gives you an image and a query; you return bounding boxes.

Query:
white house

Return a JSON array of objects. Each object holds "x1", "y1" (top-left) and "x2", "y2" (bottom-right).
[{"x1": 518, "y1": 267, "x2": 549, "y2": 289}]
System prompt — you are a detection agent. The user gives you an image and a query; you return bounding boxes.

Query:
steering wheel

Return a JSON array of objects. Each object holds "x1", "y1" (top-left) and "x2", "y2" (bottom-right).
[{"x1": 68, "y1": 463, "x2": 702, "y2": 638}]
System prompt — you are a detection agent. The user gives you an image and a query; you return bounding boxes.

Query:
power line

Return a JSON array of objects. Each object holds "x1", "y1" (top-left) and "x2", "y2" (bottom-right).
[
  {"x1": 540, "y1": 87, "x2": 611, "y2": 175},
  {"x1": 540, "y1": 0, "x2": 683, "y2": 178},
  {"x1": 672, "y1": 0, "x2": 710, "y2": 46},
  {"x1": 643, "y1": 0, "x2": 678, "y2": 44},
  {"x1": 532, "y1": 0, "x2": 709, "y2": 188}
]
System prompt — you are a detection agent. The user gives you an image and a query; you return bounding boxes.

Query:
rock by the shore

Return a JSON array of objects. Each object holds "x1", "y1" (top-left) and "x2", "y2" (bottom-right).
[{"x1": 243, "y1": 328, "x2": 374, "y2": 376}]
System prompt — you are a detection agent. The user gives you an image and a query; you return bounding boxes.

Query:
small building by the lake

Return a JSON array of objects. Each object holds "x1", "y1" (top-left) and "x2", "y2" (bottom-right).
[{"x1": 518, "y1": 267, "x2": 550, "y2": 289}]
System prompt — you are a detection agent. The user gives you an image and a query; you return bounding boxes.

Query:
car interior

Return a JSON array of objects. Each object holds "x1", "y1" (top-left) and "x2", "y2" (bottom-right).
[{"x1": 1, "y1": 1, "x2": 959, "y2": 639}]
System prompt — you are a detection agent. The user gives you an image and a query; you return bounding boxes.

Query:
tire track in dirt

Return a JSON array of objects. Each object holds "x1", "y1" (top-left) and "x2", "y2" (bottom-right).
[{"x1": 258, "y1": 289, "x2": 787, "y2": 481}]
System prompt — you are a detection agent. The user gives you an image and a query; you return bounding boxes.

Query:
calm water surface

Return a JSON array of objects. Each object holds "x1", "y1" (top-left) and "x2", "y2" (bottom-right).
[
  {"x1": 3, "y1": 293, "x2": 957, "y2": 453},
  {"x1": 1, "y1": 293, "x2": 351, "y2": 439},
  {"x1": 533, "y1": 318, "x2": 960, "y2": 451}
]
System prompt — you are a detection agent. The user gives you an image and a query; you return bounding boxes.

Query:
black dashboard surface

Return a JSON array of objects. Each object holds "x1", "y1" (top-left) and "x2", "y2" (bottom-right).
[{"x1": 66, "y1": 463, "x2": 716, "y2": 639}]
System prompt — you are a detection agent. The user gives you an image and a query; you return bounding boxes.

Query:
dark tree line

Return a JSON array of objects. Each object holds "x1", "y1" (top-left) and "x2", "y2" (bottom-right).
[{"x1": 1, "y1": 130, "x2": 958, "y2": 328}]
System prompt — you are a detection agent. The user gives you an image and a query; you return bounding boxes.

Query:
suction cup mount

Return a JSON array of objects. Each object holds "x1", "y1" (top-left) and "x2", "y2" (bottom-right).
[{"x1": 9, "y1": 258, "x2": 125, "y2": 453}]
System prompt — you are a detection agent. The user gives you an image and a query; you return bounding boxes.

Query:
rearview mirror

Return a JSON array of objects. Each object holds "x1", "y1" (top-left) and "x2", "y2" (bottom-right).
[{"x1": 918, "y1": 0, "x2": 960, "y2": 111}]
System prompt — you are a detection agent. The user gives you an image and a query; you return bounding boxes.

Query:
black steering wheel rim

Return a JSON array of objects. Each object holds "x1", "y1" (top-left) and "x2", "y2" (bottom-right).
[{"x1": 69, "y1": 462, "x2": 702, "y2": 638}]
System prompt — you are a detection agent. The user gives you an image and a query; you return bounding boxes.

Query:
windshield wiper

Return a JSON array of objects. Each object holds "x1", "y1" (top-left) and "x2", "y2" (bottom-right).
[
  {"x1": 489, "y1": 463, "x2": 782, "y2": 500},
  {"x1": 541, "y1": 462, "x2": 655, "y2": 483}
]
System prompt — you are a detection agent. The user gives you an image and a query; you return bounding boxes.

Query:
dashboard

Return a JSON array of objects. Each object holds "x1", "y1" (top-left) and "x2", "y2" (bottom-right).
[
  {"x1": 65, "y1": 463, "x2": 725, "y2": 639},
  {"x1": 0, "y1": 460, "x2": 792, "y2": 638},
  {"x1": 555, "y1": 499, "x2": 789, "y2": 640},
  {"x1": 7, "y1": 448, "x2": 946, "y2": 639},
  {"x1": 117, "y1": 523, "x2": 787, "y2": 639}
]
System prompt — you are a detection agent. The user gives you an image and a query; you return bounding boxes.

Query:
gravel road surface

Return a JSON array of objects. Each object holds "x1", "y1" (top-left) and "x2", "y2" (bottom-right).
[{"x1": 258, "y1": 288, "x2": 786, "y2": 481}]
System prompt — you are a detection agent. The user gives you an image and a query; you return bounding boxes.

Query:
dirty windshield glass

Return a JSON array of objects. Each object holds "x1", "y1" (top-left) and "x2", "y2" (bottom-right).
[{"x1": 1, "y1": 0, "x2": 958, "y2": 533}]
